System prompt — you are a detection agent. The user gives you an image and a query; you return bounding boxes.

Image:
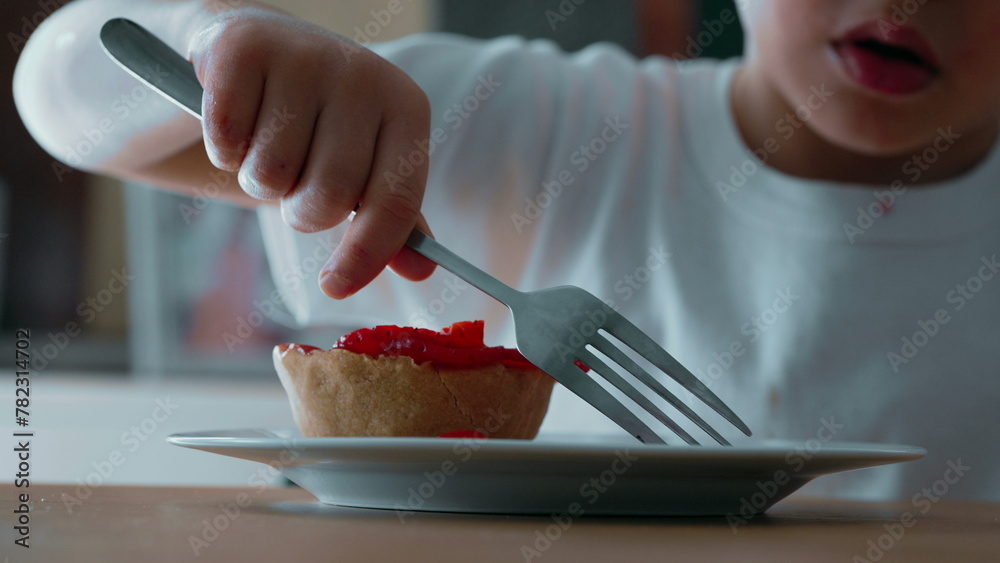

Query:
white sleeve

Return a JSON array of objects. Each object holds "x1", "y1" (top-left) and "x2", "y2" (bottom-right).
[{"x1": 13, "y1": 0, "x2": 206, "y2": 173}]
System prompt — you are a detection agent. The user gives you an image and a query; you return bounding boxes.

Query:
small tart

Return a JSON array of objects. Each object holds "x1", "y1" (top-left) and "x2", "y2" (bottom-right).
[{"x1": 273, "y1": 321, "x2": 555, "y2": 439}]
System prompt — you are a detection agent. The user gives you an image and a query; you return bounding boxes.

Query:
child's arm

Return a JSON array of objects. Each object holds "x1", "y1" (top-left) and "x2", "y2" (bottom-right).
[{"x1": 14, "y1": 0, "x2": 435, "y2": 298}]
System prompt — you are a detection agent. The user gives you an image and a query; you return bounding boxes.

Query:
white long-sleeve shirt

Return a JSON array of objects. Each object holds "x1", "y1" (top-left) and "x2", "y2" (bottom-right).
[{"x1": 258, "y1": 34, "x2": 1000, "y2": 502}]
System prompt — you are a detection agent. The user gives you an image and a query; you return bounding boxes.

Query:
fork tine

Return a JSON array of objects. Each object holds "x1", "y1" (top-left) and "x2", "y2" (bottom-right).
[
  {"x1": 542, "y1": 361, "x2": 667, "y2": 444},
  {"x1": 576, "y1": 349, "x2": 702, "y2": 445},
  {"x1": 587, "y1": 336, "x2": 730, "y2": 445},
  {"x1": 602, "y1": 314, "x2": 752, "y2": 437}
]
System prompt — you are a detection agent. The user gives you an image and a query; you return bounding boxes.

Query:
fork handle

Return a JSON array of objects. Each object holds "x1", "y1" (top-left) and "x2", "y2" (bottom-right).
[{"x1": 406, "y1": 229, "x2": 523, "y2": 308}]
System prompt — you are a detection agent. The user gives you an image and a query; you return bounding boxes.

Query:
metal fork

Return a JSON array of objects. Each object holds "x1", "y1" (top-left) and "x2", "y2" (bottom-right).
[{"x1": 101, "y1": 18, "x2": 752, "y2": 445}]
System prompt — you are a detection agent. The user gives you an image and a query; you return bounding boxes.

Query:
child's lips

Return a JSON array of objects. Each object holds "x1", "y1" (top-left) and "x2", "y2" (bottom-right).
[{"x1": 831, "y1": 22, "x2": 941, "y2": 97}]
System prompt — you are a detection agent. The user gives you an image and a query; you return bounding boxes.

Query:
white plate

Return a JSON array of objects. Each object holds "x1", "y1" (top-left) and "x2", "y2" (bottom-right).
[{"x1": 168, "y1": 429, "x2": 924, "y2": 516}]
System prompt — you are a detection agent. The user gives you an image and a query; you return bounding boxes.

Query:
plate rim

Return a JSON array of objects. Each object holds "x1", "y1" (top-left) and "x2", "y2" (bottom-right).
[{"x1": 166, "y1": 428, "x2": 927, "y2": 461}]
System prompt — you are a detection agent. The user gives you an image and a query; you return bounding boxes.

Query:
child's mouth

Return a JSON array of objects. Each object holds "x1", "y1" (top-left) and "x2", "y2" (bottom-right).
[
  {"x1": 852, "y1": 38, "x2": 930, "y2": 67},
  {"x1": 832, "y1": 23, "x2": 941, "y2": 97}
]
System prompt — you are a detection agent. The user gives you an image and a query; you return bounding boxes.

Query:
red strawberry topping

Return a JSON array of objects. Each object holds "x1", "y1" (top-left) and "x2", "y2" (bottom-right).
[{"x1": 333, "y1": 320, "x2": 536, "y2": 369}]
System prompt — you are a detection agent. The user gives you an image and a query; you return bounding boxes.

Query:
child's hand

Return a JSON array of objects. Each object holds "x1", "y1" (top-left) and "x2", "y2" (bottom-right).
[{"x1": 189, "y1": 8, "x2": 435, "y2": 299}]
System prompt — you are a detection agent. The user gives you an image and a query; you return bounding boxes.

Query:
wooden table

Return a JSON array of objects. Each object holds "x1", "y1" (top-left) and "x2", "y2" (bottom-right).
[{"x1": 2, "y1": 483, "x2": 998, "y2": 562}]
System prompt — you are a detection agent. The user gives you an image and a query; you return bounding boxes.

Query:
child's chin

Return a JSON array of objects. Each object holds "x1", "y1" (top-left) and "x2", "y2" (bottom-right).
[{"x1": 813, "y1": 115, "x2": 933, "y2": 158}]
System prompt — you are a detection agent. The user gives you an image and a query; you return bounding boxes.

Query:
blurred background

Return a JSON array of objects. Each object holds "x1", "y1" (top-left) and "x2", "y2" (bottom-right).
[
  {"x1": 0, "y1": 0, "x2": 743, "y2": 380},
  {"x1": 0, "y1": 0, "x2": 744, "y2": 485}
]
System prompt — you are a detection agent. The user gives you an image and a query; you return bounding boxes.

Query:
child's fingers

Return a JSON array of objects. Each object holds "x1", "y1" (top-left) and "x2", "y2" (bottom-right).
[
  {"x1": 320, "y1": 188, "x2": 421, "y2": 299},
  {"x1": 280, "y1": 101, "x2": 379, "y2": 232},
  {"x1": 319, "y1": 98, "x2": 431, "y2": 299},
  {"x1": 387, "y1": 214, "x2": 437, "y2": 281},
  {"x1": 237, "y1": 74, "x2": 318, "y2": 200},
  {"x1": 199, "y1": 52, "x2": 265, "y2": 173}
]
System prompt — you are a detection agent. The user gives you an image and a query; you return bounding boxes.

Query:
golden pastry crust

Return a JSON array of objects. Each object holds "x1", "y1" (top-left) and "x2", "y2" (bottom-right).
[{"x1": 273, "y1": 344, "x2": 556, "y2": 439}]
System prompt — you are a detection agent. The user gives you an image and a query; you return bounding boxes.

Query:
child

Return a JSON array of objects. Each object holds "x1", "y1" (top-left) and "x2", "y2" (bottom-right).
[{"x1": 14, "y1": 0, "x2": 1000, "y2": 501}]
